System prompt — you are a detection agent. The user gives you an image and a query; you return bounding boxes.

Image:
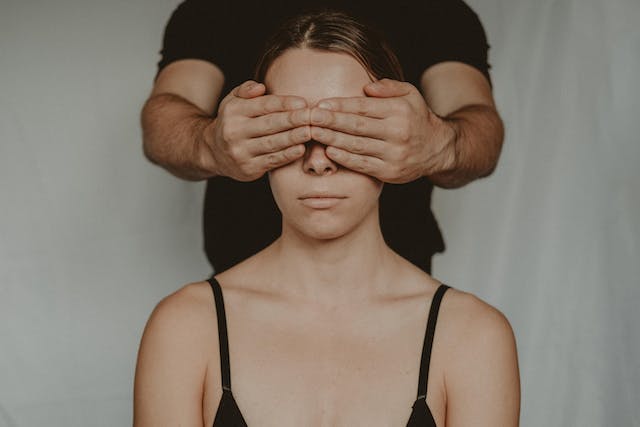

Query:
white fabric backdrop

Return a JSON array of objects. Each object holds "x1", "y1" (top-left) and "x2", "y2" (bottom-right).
[{"x1": 0, "y1": 0, "x2": 638, "y2": 425}]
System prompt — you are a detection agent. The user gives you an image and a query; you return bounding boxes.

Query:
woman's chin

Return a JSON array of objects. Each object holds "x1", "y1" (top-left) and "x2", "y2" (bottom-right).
[
  {"x1": 286, "y1": 219, "x2": 354, "y2": 241},
  {"x1": 305, "y1": 228, "x2": 347, "y2": 241}
]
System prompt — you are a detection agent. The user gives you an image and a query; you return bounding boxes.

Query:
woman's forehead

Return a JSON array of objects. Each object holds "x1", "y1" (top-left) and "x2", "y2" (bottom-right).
[{"x1": 264, "y1": 48, "x2": 372, "y2": 105}]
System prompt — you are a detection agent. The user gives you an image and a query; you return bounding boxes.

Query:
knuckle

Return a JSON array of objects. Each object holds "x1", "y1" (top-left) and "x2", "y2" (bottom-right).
[
  {"x1": 223, "y1": 100, "x2": 239, "y2": 116},
  {"x1": 394, "y1": 145, "x2": 408, "y2": 162},
  {"x1": 391, "y1": 163, "x2": 402, "y2": 177},
  {"x1": 348, "y1": 138, "x2": 363, "y2": 153},
  {"x1": 265, "y1": 96, "x2": 283, "y2": 112},
  {"x1": 224, "y1": 120, "x2": 243, "y2": 142},
  {"x1": 228, "y1": 143, "x2": 244, "y2": 160},
  {"x1": 263, "y1": 134, "x2": 276, "y2": 152},
  {"x1": 220, "y1": 123, "x2": 234, "y2": 142},
  {"x1": 266, "y1": 152, "x2": 282, "y2": 169},
  {"x1": 394, "y1": 123, "x2": 411, "y2": 142},
  {"x1": 287, "y1": 110, "x2": 297, "y2": 127},
  {"x1": 291, "y1": 128, "x2": 305, "y2": 143},
  {"x1": 240, "y1": 160, "x2": 256, "y2": 176},
  {"x1": 264, "y1": 114, "x2": 276, "y2": 134},
  {"x1": 285, "y1": 96, "x2": 304, "y2": 110},
  {"x1": 401, "y1": 126, "x2": 412, "y2": 142},
  {"x1": 356, "y1": 98, "x2": 368, "y2": 115},
  {"x1": 402, "y1": 102, "x2": 413, "y2": 116},
  {"x1": 354, "y1": 117, "x2": 367, "y2": 133},
  {"x1": 323, "y1": 110, "x2": 334, "y2": 125},
  {"x1": 358, "y1": 156, "x2": 370, "y2": 170}
]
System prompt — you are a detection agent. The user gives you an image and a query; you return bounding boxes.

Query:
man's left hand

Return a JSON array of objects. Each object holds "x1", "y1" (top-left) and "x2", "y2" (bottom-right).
[{"x1": 309, "y1": 78, "x2": 457, "y2": 184}]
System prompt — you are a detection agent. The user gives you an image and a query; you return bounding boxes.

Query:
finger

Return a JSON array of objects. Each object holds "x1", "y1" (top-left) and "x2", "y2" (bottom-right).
[
  {"x1": 310, "y1": 107, "x2": 387, "y2": 138},
  {"x1": 246, "y1": 125, "x2": 311, "y2": 156},
  {"x1": 324, "y1": 146, "x2": 386, "y2": 177},
  {"x1": 240, "y1": 94, "x2": 308, "y2": 117},
  {"x1": 233, "y1": 80, "x2": 265, "y2": 98},
  {"x1": 243, "y1": 108, "x2": 310, "y2": 138},
  {"x1": 254, "y1": 143, "x2": 306, "y2": 172},
  {"x1": 310, "y1": 126, "x2": 385, "y2": 158},
  {"x1": 363, "y1": 79, "x2": 414, "y2": 97},
  {"x1": 316, "y1": 96, "x2": 393, "y2": 118}
]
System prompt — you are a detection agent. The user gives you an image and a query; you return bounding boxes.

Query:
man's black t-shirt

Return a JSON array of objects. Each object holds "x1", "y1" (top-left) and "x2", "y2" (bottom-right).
[{"x1": 156, "y1": 0, "x2": 492, "y2": 274}]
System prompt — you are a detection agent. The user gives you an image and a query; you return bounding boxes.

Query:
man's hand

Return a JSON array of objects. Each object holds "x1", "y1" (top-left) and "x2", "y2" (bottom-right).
[
  {"x1": 207, "y1": 80, "x2": 312, "y2": 181},
  {"x1": 308, "y1": 78, "x2": 457, "y2": 184}
]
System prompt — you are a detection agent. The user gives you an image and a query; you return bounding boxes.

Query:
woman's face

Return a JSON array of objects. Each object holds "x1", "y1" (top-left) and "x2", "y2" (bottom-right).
[{"x1": 265, "y1": 47, "x2": 383, "y2": 240}]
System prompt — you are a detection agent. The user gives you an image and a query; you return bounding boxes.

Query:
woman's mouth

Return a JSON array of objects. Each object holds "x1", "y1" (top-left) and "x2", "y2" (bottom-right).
[{"x1": 298, "y1": 193, "x2": 347, "y2": 209}]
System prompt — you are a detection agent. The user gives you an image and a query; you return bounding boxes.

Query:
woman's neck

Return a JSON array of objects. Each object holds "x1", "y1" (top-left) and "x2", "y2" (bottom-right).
[{"x1": 263, "y1": 211, "x2": 401, "y2": 306}]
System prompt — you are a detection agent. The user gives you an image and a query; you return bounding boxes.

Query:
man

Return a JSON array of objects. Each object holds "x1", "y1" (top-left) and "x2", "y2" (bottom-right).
[{"x1": 141, "y1": 0, "x2": 504, "y2": 274}]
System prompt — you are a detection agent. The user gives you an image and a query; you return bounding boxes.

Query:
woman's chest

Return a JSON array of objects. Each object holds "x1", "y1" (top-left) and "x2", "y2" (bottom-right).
[{"x1": 201, "y1": 312, "x2": 446, "y2": 426}]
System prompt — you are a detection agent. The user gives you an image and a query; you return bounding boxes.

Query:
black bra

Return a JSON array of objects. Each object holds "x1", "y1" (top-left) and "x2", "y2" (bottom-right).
[{"x1": 208, "y1": 277, "x2": 449, "y2": 426}]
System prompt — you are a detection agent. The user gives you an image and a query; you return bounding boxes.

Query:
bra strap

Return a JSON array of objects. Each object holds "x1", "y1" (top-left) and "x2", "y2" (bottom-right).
[
  {"x1": 208, "y1": 277, "x2": 232, "y2": 392},
  {"x1": 416, "y1": 284, "x2": 450, "y2": 400}
]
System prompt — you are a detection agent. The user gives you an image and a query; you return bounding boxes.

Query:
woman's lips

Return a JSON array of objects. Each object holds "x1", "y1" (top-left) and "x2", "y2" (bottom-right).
[{"x1": 298, "y1": 195, "x2": 347, "y2": 209}]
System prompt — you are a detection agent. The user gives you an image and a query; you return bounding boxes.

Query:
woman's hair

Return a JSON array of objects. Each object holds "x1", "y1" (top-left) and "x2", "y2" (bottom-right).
[{"x1": 254, "y1": 10, "x2": 403, "y2": 82}]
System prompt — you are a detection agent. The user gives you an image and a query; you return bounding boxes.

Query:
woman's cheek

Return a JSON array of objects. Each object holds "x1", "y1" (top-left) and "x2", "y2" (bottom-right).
[{"x1": 268, "y1": 167, "x2": 299, "y2": 213}]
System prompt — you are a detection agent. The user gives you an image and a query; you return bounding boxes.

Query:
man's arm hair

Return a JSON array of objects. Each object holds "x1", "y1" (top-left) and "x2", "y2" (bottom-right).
[
  {"x1": 141, "y1": 93, "x2": 217, "y2": 181},
  {"x1": 421, "y1": 61, "x2": 505, "y2": 189},
  {"x1": 140, "y1": 59, "x2": 224, "y2": 181}
]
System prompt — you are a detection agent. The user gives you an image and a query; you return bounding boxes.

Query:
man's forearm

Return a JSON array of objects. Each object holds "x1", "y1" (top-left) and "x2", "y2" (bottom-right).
[
  {"x1": 141, "y1": 93, "x2": 218, "y2": 181},
  {"x1": 428, "y1": 104, "x2": 504, "y2": 189}
]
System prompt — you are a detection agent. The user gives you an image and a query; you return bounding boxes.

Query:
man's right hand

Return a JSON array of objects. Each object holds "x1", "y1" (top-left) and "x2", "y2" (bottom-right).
[{"x1": 206, "y1": 80, "x2": 311, "y2": 181}]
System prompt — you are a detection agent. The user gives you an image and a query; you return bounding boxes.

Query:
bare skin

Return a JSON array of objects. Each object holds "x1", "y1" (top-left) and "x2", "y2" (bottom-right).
[
  {"x1": 141, "y1": 56, "x2": 503, "y2": 186},
  {"x1": 134, "y1": 50, "x2": 520, "y2": 427}
]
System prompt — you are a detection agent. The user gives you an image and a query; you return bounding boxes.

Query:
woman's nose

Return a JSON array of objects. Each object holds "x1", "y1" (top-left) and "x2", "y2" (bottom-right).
[{"x1": 302, "y1": 141, "x2": 338, "y2": 176}]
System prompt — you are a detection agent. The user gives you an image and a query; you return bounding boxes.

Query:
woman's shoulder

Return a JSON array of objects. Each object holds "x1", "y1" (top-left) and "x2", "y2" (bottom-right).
[
  {"x1": 435, "y1": 286, "x2": 516, "y2": 361},
  {"x1": 152, "y1": 280, "x2": 217, "y2": 323},
  {"x1": 134, "y1": 280, "x2": 219, "y2": 424},
  {"x1": 435, "y1": 287, "x2": 519, "y2": 415},
  {"x1": 140, "y1": 280, "x2": 218, "y2": 357},
  {"x1": 439, "y1": 287, "x2": 514, "y2": 338}
]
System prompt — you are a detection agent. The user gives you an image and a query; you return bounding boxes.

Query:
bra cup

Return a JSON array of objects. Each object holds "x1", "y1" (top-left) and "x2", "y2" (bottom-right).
[
  {"x1": 213, "y1": 390, "x2": 248, "y2": 427},
  {"x1": 406, "y1": 397, "x2": 437, "y2": 426}
]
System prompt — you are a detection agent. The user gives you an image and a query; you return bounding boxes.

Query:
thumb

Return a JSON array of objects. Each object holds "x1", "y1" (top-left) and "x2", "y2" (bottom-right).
[
  {"x1": 235, "y1": 80, "x2": 266, "y2": 99},
  {"x1": 364, "y1": 78, "x2": 411, "y2": 98}
]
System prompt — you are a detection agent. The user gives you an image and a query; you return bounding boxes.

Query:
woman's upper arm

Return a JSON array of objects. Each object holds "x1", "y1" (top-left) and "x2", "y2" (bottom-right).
[
  {"x1": 445, "y1": 294, "x2": 521, "y2": 427},
  {"x1": 133, "y1": 284, "x2": 212, "y2": 427}
]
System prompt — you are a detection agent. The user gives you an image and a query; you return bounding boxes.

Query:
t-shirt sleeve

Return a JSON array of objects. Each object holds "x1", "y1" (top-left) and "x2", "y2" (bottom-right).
[
  {"x1": 419, "y1": 0, "x2": 492, "y2": 86},
  {"x1": 155, "y1": 0, "x2": 229, "y2": 78}
]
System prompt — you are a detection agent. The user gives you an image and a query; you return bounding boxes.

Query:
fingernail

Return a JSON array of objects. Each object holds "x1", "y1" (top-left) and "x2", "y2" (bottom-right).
[
  {"x1": 318, "y1": 101, "x2": 333, "y2": 110},
  {"x1": 311, "y1": 109, "x2": 326, "y2": 124},
  {"x1": 326, "y1": 146, "x2": 338, "y2": 156},
  {"x1": 291, "y1": 99, "x2": 306, "y2": 109}
]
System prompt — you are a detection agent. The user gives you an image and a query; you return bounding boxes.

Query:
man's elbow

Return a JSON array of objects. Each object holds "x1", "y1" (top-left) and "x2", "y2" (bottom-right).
[
  {"x1": 480, "y1": 111, "x2": 505, "y2": 178},
  {"x1": 140, "y1": 97, "x2": 165, "y2": 166}
]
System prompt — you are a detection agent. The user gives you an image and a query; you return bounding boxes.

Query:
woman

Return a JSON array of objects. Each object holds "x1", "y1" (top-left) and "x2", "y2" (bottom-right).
[{"x1": 134, "y1": 11, "x2": 520, "y2": 427}]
